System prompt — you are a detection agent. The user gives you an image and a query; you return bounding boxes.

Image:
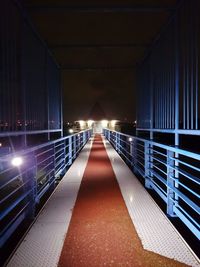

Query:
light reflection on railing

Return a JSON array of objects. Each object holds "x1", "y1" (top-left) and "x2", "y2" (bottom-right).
[{"x1": 0, "y1": 129, "x2": 92, "y2": 248}]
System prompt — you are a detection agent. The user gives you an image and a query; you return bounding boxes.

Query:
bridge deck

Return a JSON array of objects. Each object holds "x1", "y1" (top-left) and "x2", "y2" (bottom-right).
[{"x1": 6, "y1": 135, "x2": 199, "y2": 267}]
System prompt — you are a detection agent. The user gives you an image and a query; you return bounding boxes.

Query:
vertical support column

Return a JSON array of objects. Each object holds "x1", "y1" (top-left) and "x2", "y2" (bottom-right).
[
  {"x1": 144, "y1": 141, "x2": 151, "y2": 188},
  {"x1": 174, "y1": 16, "x2": 180, "y2": 205},
  {"x1": 59, "y1": 67, "x2": 63, "y2": 138},
  {"x1": 167, "y1": 150, "x2": 176, "y2": 216},
  {"x1": 45, "y1": 50, "x2": 50, "y2": 142},
  {"x1": 68, "y1": 136, "x2": 72, "y2": 165},
  {"x1": 52, "y1": 143, "x2": 56, "y2": 187}
]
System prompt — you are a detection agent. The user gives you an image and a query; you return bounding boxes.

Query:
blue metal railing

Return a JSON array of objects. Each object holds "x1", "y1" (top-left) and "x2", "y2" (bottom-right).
[
  {"x1": 0, "y1": 129, "x2": 92, "y2": 248},
  {"x1": 104, "y1": 128, "x2": 200, "y2": 240}
]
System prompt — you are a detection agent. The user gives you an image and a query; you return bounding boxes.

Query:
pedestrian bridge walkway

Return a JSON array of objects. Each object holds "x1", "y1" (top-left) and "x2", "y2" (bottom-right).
[{"x1": 6, "y1": 135, "x2": 199, "y2": 267}]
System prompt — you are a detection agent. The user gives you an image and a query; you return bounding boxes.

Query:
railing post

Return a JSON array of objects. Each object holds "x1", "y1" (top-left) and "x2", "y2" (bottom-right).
[
  {"x1": 117, "y1": 133, "x2": 121, "y2": 154},
  {"x1": 167, "y1": 150, "x2": 176, "y2": 216},
  {"x1": 78, "y1": 134, "x2": 80, "y2": 152},
  {"x1": 68, "y1": 136, "x2": 72, "y2": 165},
  {"x1": 60, "y1": 140, "x2": 66, "y2": 176},
  {"x1": 52, "y1": 143, "x2": 56, "y2": 187},
  {"x1": 144, "y1": 141, "x2": 151, "y2": 188},
  {"x1": 73, "y1": 135, "x2": 76, "y2": 159},
  {"x1": 83, "y1": 131, "x2": 86, "y2": 145},
  {"x1": 108, "y1": 130, "x2": 110, "y2": 141},
  {"x1": 116, "y1": 133, "x2": 119, "y2": 152},
  {"x1": 113, "y1": 132, "x2": 116, "y2": 149},
  {"x1": 129, "y1": 138, "x2": 134, "y2": 171},
  {"x1": 26, "y1": 154, "x2": 37, "y2": 220}
]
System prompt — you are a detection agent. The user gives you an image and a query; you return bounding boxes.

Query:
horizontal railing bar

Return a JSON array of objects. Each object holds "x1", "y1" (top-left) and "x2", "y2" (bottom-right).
[
  {"x1": 105, "y1": 129, "x2": 200, "y2": 160},
  {"x1": 149, "y1": 169, "x2": 167, "y2": 186}
]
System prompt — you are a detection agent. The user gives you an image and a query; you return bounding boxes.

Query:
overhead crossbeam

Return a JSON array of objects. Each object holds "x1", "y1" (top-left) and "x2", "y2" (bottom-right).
[
  {"x1": 61, "y1": 66, "x2": 136, "y2": 71},
  {"x1": 50, "y1": 43, "x2": 149, "y2": 49},
  {"x1": 26, "y1": 6, "x2": 175, "y2": 13}
]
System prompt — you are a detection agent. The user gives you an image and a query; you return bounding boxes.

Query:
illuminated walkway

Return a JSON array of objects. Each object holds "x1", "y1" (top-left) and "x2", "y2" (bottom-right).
[{"x1": 7, "y1": 135, "x2": 199, "y2": 267}]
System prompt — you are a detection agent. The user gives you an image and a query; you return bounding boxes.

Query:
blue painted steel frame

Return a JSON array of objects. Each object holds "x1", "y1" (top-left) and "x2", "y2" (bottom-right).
[
  {"x1": 0, "y1": 129, "x2": 92, "y2": 248},
  {"x1": 104, "y1": 129, "x2": 200, "y2": 240},
  {"x1": 0, "y1": 0, "x2": 62, "y2": 146},
  {"x1": 133, "y1": 0, "x2": 200, "y2": 241}
]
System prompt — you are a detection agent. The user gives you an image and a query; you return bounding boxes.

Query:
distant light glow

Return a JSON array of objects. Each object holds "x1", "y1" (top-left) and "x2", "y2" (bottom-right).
[
  {"x1": 101, "y1": 120, "x2": 108, "y2": 128},
  {"x1": 87, "y1": 120, "x2": 94, "y2": 127},
  {"x1": 69, "y1": 129, "x2": 74, "y2": 134},
  {"x1": 0, "y1": 143, "x2": 2, "y2": 147},
  {"x1": 11, "y1": 157, "x2": 23, "y2": 167},
  {"x1": 78, "y1": 120, "x2": 85, "y2": 128},
  {"x1": 110, "y1": 120, "x2": 117, "y2": 128},
  {"x1": 130, "y1": 196, "x2": 133, "y2": 202},
  {"x1": 128, "y1": 137, "x2": 133, "y2": 142}
]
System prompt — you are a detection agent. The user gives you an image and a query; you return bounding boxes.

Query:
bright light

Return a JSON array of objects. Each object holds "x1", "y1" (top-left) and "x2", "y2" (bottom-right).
[
  {"x1": 87, "y1": 120, "x2": 94, "y2": 127},
  {"x1": 101, "y1": 120, "x2": 108, "y2": 128},
  {"x1": 0, "y1": 143, "x2": 2, "y2": 147},
  {"x1": 11, "y1": 157, "x2": 23, "y2": 167},
  {"x1": 78, "y1": 120, "x2": 85, "y2": 128},
  {"x1": 110, "y1": 120, "x2": 117, "y2": 128},
  {"x1": 69, "y1": 129, "x2": 74, "y2": 134},
  {"x1": 128, "y1": 137, "x2": 133, "y2": 142}
]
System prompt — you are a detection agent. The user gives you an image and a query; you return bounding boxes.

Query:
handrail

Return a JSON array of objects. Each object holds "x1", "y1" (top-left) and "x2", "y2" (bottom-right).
[
  {"x1": 103, "y1": 128, "x2": 200, "y2": 239},
  {"x1": 106, "y1": 129, "x2": 200, "y2": 160},
  {"x1": 0, "y1": 129, "x2": 92, "y2": 248}
]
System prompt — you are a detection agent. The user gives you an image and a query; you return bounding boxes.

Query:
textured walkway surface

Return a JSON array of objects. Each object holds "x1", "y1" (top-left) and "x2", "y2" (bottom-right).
[{"x1": 58, "y1": 135, "x2": 188, "y2": 267}]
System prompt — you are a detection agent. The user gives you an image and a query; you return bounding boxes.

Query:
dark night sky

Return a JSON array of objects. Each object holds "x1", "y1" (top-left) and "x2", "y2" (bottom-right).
[
  {"x1": 62, "y1": 69, "x2": 136, "y2": 122},
  {"x1": 22, "y1": 0, "x2": 176, "y2": 123}
]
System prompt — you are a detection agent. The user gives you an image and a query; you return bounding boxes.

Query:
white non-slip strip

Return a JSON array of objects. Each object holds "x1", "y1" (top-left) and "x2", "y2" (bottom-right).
[{"x1": 104, "y1": 138, "x2": 200, "y2": 267}]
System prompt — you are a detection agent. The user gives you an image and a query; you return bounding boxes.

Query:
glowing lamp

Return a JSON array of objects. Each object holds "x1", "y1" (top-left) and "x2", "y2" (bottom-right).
[
  {"x1": 78, "y1": 120, "x2": 85, "y2": 128},
  {"x1": 128, "y1": 137, "x2": 133, "y2": 142},
  {"x1": 69, "y1": 129, "x2": 74, "y2": 134},
  {"x1": 101, "y1": 120, "x2": 108, "y2": 128},
  {"x1": 110, "y1": 120, "x2": 117, "y2": 128},
  {"x1": 11, "y1": 157, "x2": 23, "y2": 167},
  {"x1": 87, "y1": 120, "x2": 94, "y2": 127}
]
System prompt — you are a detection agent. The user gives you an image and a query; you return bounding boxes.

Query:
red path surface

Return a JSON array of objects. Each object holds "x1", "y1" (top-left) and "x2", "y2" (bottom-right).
[{"x1": 58, "y1": 135, "x2": 187, "y2": 267}]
